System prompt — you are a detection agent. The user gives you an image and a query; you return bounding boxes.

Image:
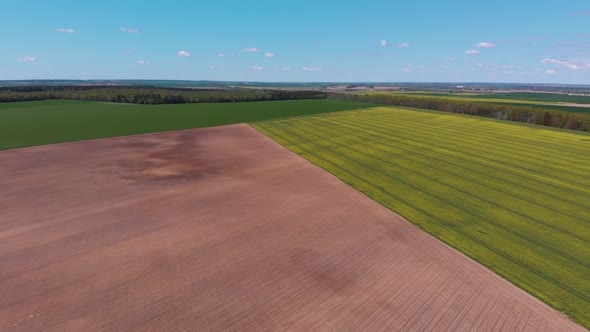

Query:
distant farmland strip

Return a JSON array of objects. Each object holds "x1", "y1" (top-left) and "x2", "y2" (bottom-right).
[
  {"x1": 252, "y1": 106, "x2": 590, "y2": 328},
  {"x1": 357, "y1": 91, "x2": 590, "y2": 113},
  {"x1": 457, "y1": 92, "x2": 590, "y2": 104},
  {"x1": 331, "y1": 93, "x2": 590, "y2": 130}
]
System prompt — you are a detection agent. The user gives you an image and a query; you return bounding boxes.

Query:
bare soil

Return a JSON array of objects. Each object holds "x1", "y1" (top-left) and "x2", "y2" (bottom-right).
[{"x1": 0, "y1": 124, "x2": 584, "y2": 331}]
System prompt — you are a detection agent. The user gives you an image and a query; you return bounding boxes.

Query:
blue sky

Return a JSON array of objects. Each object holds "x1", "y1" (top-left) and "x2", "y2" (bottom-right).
[{"x1": 1, "y1": 0, "x2": 589, "y2": 83}]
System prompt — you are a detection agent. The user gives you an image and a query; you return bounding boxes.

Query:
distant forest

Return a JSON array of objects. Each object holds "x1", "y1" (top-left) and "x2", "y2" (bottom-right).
[
  {"x1": 330, "y1": 93, "x2": 590, "y2": 132},
  {"x1": 0, "y1": 86, "x2": 327, "y2": 104}
]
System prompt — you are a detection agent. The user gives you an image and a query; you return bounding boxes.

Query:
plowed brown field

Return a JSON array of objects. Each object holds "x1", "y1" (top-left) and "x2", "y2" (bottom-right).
[{"x1": 0, "y1": 124, "x2": 583, "y2": 331}]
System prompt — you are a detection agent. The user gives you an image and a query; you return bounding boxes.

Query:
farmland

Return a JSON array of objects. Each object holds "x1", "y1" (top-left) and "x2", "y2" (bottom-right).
[
  {"x1": 252, "y1": 106, "x2": 590, "y2": 328},
  {"x1": 0, "y1": 99, "x2": 374, "y2": 150},
  {"x1": 332, "y1": 93, "x2": 590, "y2": 132},
  {"x1": 0, "y1": 124, "x2": 583, "y2": 331},
  {"x1": 367, "y1": 91, "x2": 590, "y2": 103},
  {"x1": 356, "y1": 91, "x2": 590, "y2": 113},
  {"x1": 421, "y1": 92, "x2": 590, "y2": 104}
]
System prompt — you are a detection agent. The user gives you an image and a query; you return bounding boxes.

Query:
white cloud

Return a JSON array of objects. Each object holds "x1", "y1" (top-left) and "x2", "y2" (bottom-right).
[
  {"x1": 476, "y1": 42, "x2": 496, "y2": 48},
  {"x1": 243, "y1": 47, "x2": 260, "y2": 52},
  {"x1": 302, "y1": 66, "x2": 321, "y2": 71},
  {"x1": 209, "y1": 64, "x2": 224, "y2": 70},
  {"x1": 398, "y1": 43, "x2": 411, "y2": 48},
  {"x1": 119, "y1": 27, "x2": 140, "y2": 33},
  {"x1": 541, "y1": 58, "x2": 582, "y2": 70},
  {"x1": 446, "y1": 57, "x2": 456, "y2": 62},
  {"x1": 401, "y1": 68, "x2": 410, "y2": 74},
  {"x1": 281, "y1": 67, "x2": 291, "y2": 71},
  {"x1": 56, "y1": 28, "x2": 76, "y2": 33},
  {"x1": 501, "y1": 65, "x2": 513, "y2": 69},
  {"x1": 379, "y1": 40, "x2": 388, "y2": 47},
  {"x1": 464, "y1": 50, "x2": 480, "y2": 55},
  {"x1": 177, "y1": 50, "x2": 190, "y2": 57},
  {"x1": 251, "y1": 66, "x2": 265, "y2": 71},
  {"x1": 218, "y1": 53, "x2": 240, "y2": 58},
  {"x1": 137, "y1": 60, "x2": 150, "y2": 65},
  {"x1": 17, "y1": 56, "x2": 36, "y2": 62},
  {"x1": 541, "y1": 58, "x2": 566, "y2": 65},
  {"x1": 546, "y1": 69, "x2": 557, "y2": 75},
  {"x1": 264, "y1": 52, "x2": 275, "y2": 58}
]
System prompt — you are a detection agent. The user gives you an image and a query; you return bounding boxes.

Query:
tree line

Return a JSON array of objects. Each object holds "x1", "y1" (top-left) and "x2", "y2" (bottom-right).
[
  {"x1": 2, "y1": 86, "x2": 589, "y2": 132},
  {"x1": 328, "y1": 93, "x2": 590, "y2": 132},
  {"x1": 0, "y1": 86, "x2": 328, "y2": 104}
]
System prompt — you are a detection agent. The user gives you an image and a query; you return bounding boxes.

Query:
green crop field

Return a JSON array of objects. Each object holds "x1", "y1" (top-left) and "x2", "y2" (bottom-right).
[
  {"x1": 0, "y1": 99, "x2": 375, "y2": 150},
  {"x1": 363, "y1": 91, "x2": 590, "y2": 104},
  {"x1": 471, "y1": 92, "x2": 590, "y2": 104},
  {"x1": 356, "y1": 91, "x2": 590, "y2": 113},
  {"x1": 252, "y1": 106, "x2": 590, "y2": 328}
]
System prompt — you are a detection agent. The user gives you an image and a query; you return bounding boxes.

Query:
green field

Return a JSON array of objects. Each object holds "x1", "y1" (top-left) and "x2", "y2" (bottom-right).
[
  {"x1": 370, "y1": 91, "x2": 590, "y2": 103},
  {"x1": 467, "y1": 92, "x2": 590, "y2": 104},
  {"x1": 0, "y1": 99, "x2": 374, "y2": 150},
  {"x1": 252, "y1": 107, "x2": 590, "y2": 328},
  {"x1": 358, "y1": 91, "x2": 590, "y2": 113},
  {"x1": 380, "y1": 91, "x2": 590, "y2": 103}
]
